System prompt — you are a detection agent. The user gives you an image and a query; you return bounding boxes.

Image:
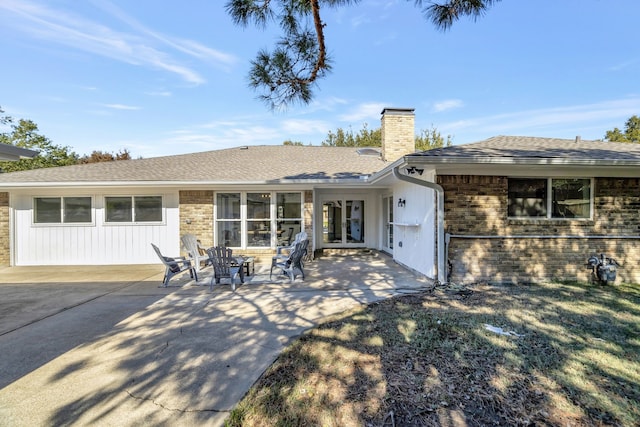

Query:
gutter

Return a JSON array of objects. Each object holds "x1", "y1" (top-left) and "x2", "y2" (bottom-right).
[{"x1": 393, "y1": 165, "x2": 446, "y2": 284}]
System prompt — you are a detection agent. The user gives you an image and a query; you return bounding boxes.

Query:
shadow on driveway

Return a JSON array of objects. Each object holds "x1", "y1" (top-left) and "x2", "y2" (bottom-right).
[{"x1": 0, "y1": 252, "x2": 431, "y2": 426}]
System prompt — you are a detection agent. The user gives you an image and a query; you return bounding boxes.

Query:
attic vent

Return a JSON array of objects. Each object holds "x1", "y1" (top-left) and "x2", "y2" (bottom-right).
[{"x1": 357, "y1": 148, "x2": 381, "y2": 157}]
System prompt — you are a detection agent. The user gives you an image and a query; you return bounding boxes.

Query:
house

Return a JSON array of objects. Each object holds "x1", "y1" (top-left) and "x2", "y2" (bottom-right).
[
  {"x1": 0, "y1": 108, "x2": 638, "y2": 285},
  {"x1": 402, "y1": 136, "x2": 640, "y2": 284}
]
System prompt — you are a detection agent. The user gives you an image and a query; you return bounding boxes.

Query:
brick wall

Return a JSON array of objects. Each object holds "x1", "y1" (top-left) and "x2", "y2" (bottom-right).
[
  {"x1": 0, "y1": 192, "x2": 9, "y2": 265},
  {"x1": 179, "y1": 190, "x2": 214, "y2": 250},
  {"x1": 438, "y1": 176, "x2": 640, "y2": 284},
  {"x1": 381, "y1": 108, "x2": 415, "y2": 162}
]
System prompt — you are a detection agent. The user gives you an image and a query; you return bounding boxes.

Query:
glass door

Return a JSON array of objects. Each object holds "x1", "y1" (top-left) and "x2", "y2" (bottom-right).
[{"x1": 322, "y1": 198, "x2": 365, "y2": 246}]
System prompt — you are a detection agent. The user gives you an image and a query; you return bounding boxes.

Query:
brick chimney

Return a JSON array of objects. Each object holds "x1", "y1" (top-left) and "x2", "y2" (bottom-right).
[{"x1": 381, "y1": 108, "x2": 415, "y2": 162}]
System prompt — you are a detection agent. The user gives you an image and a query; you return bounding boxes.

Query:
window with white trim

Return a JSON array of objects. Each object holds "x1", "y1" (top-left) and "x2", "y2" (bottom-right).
[
  {"x1": 215, "y1": 193, "x2": 241, "y2": 247},
  {"x1": 276, "y1": 192, "x2": 302, "y2": 246},
  {"x1": 34, "y1": 196, "x2": 92, "y2": 224},
  {"x1": 508, "y1": 178, "x2": 592, "y2": 219},
  {"x1": 214, "y1": 191, "x2": 303, "y2": 248},
  {"x1": 105, "y1": 196, "x2": 163, "y2": 223}
]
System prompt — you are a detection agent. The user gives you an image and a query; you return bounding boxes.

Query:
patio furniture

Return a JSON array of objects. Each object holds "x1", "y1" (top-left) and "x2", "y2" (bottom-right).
[
  {"x1": 180, "y1": 234, "x2": 211, "y2": 272},
  {"x1": 207, "y1": 246, "x2": 245, "y2": 291},
  {"x1": 151, "y1": 243, "x2": 198, "y2": 287},
  {"x1": 275, "y1": 230, "x2": 308, "y2": 257},
  {"x1": 270, "y1": 238, "x2": 309, "y2": 282},
  {"x1": 242, "y1": 256, "x2": 255, "y2": 277}
]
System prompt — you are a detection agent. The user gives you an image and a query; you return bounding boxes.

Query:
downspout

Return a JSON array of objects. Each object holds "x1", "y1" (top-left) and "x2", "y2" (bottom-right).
[{"x1": 393, "y1": 165, "x2": 446, "y2": 284}]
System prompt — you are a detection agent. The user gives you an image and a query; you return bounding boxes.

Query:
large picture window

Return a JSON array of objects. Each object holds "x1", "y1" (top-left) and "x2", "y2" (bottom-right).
[
  {"x1": 214, "y1": 191, "x2": 303, "y2": 248},
  {"x1": 508, "y1": 178, "x2": 591, "y2": 219},
  {"x1": 105, "y1": 196, "x2": 163, "y2": 223},
  {"x1": 34, "y1": 196, "x2": 92, "y2": 224}
]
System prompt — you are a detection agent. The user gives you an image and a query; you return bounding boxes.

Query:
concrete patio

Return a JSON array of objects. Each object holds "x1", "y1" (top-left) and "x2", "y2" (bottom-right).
[{"x1": 0, "y1": 251, "x2": 432, "y2": 426}]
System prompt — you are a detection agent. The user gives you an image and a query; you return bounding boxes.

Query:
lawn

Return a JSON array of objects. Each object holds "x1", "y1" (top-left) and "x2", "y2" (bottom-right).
[{"x1": 226, "y1": 281, "x2": 640, "y2": 427}]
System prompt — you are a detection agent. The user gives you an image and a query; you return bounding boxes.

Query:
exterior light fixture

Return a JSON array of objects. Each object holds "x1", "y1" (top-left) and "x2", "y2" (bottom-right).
[
  {"x1": 406, "y1": 166, "x2": 424, "y2": 175},
  {"x1": 397, "y1": 198, "x2": 406, "y2": 207}
]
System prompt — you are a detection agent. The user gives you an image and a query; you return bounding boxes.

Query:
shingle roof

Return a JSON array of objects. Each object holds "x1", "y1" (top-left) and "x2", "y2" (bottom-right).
[
  {"x1": 0, "y1": 145, "x2": 386, "y2": 184},
  {"x1": 411, "y1": 136, "x2": 640, "y2": 161},
  {"x1": 0, "y1": 142, "x2": 39, "y2": 161}
]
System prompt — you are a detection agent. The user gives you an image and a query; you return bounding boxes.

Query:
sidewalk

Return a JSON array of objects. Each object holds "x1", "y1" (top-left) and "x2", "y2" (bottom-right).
[{"x1": 0, "y1": 252, "x2": 432, "y2": 426}]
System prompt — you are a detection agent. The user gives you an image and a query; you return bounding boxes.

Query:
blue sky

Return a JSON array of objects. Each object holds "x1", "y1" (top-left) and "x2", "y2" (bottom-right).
[{"x1": 1, "y1": 0, "x2": 639, "y2": 158}]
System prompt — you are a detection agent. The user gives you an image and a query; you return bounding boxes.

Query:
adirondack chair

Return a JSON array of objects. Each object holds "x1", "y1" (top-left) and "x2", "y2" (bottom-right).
[
  {"x1": 180, "y1": 234, "x2": 211, "y2": 272},
  {"x1": 151, "y1": 243, "x2": 198, "y2": 287},
  {"x1": 275, "y1": 230, "x2": 308, "y2": 257},
  {"x1": 270, "y1": 238, "x2": 309, "y2": 282},
  {"x1": 206, "y1": 246, "x2": 245, "y2": 291}
]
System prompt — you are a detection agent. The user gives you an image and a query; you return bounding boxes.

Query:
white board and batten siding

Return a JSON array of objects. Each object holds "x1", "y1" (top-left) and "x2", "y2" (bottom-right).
[
  {"x1": 11, "y1": 189, "x2": 180, "y2": 266},
  {"x1": 391, "y1": 180, "x2": 437, "y2": 278}
]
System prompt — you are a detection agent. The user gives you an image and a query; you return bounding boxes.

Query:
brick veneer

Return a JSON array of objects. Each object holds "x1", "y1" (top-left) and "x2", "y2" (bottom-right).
[
  {"x1": 0, "y1": 192, "x2": 9, "y2": 265},
  {"x1": 438, "y1": 176, "x2": 640, "y2": 284},
  {"x1": 179, "y1": 190, "x2": 214, "y2": 249},
  {"x1": 381, "y1": 108, "x2": 415, "y2": 162}
]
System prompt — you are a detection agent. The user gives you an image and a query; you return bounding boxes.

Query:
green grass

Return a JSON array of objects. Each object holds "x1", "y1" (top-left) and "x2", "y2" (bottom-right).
[{"x1": 226, "y1": 282, "x2": 640, "y2": 426}]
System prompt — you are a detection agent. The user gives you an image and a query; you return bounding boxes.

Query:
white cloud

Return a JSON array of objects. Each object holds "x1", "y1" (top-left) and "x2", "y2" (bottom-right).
[
  {"x1": 608, "y1": 59, "x2": 639, "y2": 72},
  {"x1": 0, "y1": 0, "x2": 237, "y2": 85},
  {"x1": 432, "y1": 99, "x2": 464, "y2": 113},
  {"x1": 281, "y1": 119, "x2": 331, "y2": 135},
  {"x1": 102, "y1": 103, "x2": 141, "y2": 110},
  {"x1": 351, "y1": 14, "x2": 371, "y2": 28},
  {"x1": 145, "y1": 90, "x2": 172, "y2": 97},
  {"x1": 339, "y1": 102, "x2": 386, "y2": 123},
  {"x1": 440, "y1": 97, "x2": 640, "y2": 142}
]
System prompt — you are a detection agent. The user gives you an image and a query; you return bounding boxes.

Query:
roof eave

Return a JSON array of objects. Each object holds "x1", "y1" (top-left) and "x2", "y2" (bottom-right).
[
  {"x1": 0, "y1": 177, "x2": 373, "y2": 188},
  {"x1": 405, "y1": 156, "x2": 640, "y2": 167}
]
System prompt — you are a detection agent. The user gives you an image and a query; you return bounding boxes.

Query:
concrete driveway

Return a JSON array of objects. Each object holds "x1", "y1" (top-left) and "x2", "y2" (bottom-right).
[{"x1": 0, "y1": 252, "x2": 431, "y2": 426}]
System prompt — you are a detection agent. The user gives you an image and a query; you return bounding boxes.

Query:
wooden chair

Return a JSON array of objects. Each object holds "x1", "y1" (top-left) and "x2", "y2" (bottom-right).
[
  {"x1": 151, "y1": 243, "x2": 198, "y2": 287},
  {"x1": 270, "y1": 239, "x2": 309, "y2": 282},
  {"x1": 206, "y1": 246, "x2": 245, "y2": 291}
]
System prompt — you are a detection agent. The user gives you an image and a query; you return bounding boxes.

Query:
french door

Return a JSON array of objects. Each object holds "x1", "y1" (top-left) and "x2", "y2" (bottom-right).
[{"x1": 321, "y1": 198, "x2": 365, "y2": 247}]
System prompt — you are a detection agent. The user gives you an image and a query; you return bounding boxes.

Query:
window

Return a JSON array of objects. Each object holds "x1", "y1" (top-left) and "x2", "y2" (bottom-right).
[
  {"x1": 34, "y1": 197, "x2": 92, "y2": 224},
  {"x1": 247, "y1": 193, "x2": 271, "y2": 247},
  {"x1": 276, "y1": 192, "x2": 302, "y2": 246},
  {"x1": 216, "y1": 193, "x2": 241, "y2": 246},
  {"x1": 214, "y1": 191, "x2": 303, "y2": 248},
  {"x1": 508, "y1": 178, "x2": 591, "y2": 219},
  {"x1": 508, "y1": 178, "x2": 547, "y2": 217},
  {"x1": 105, "y1": 196, "x2": 163, "y2": 223},
  {"x1": 552, "y1": 179, "x2": 591, "y2": 218}
]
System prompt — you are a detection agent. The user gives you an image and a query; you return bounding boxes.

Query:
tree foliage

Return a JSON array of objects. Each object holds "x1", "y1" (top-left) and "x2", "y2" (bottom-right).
[
  {"x1": 0, "y1": 108, "x2": 79, "y2": 173},
  {"x1": 0, "y1": 107, "x2": 134, "y2": 173},
  {"x1": 415, "y1": 126, "x2": 453, "y2": 151},
  {"x1": 321, "y1": 123, "x2": 381, "y2": 147},
  {"x1": 78, "y1": 149, "x2": 132, "y2": 163},
  {"x1": 320, "y1": 123, "x2": 452, "y2": 151},
  {"x1": 226, "y1": 0, "x2": 500, "y2": 109},
  {"x1": 604, "y1": 115, "x2": 640, "y2": 143}
]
